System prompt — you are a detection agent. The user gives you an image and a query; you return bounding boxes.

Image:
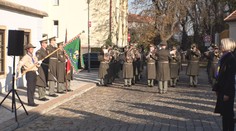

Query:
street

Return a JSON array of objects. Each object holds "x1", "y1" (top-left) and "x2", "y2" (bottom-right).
[{"x1": 15, "y1": 68, "x2": 224, "y2": 131}]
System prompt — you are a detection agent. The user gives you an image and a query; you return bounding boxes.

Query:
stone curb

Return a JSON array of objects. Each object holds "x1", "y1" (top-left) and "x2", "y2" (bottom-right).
[{"x1": 0, "y1": 83, "x2": 96, "y2": 131}]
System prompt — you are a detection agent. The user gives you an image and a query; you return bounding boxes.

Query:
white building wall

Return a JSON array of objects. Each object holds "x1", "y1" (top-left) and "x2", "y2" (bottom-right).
[
  {"x1": 0, "y1": 2, "x2": 46, "y2": 93},
  {"x1": 228, "y1": 22, "x2": 236, "y2": 41},
  {"x1": 43, "y1": 0, "x2": 128, "y2": 50}
]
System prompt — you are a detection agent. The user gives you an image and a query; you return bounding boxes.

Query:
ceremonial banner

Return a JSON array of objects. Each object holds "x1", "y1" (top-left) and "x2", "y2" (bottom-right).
[{"x1": 64, "y1": 35, "x2": 84, "y2": 72}]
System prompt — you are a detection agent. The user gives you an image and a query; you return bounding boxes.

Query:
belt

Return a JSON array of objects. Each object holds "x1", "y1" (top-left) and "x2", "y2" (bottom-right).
[
  {"x1": 101, "y1": 61, "x2": 109, "y2": 63},
  {"x1": 148, "y1": 62, "x2": 155, "y2": 64},
  {"x1": 159, "y1": 61, "x2": 168, "y2": 63},
  {"x1": 190, "y1": 61, "x2": 198, "y2": 62},
  {"x1": 50, "y1": 57, "x2": 57, "y2": 59}
]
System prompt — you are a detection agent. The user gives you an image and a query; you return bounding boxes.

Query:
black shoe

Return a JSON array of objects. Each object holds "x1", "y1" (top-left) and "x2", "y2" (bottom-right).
[
  {"x1": 193, "y1": 85, "x2": 197, "y2": 87},
  {"x1": 57, "y1": 91, "x2": 65, "y2": 94},
  {"x1": 28, "y1": 103, "x2": 39, "y2": 107},
  {"x1": 49, "y1": 94, "x2": 58, "y2": 97},
  {"x1": 39, "y1": 98, "x2": 49, "y2": 101},
  {"x1": 67, "y1": 89, "x2": 73, "y2": 92}
]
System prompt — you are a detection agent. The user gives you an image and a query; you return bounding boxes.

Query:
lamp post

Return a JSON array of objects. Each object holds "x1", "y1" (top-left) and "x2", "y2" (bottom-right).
[{"x1": 87, "y1": 0, "x2": 91, "y2": 72}]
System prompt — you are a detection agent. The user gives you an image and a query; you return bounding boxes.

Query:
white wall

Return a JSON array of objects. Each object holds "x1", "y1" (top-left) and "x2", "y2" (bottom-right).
[
  {"x1": 228, "y1": 22, "x2": 236, "y2": 41},
  {"x1": 0, "y1": 6, "x2": 45, "y2": 92}
]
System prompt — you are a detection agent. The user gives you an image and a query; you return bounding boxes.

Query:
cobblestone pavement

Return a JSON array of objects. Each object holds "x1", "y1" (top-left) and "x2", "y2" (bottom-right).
[{"x1": 15, "y1": 68, "x2": 232, "y2": 131}]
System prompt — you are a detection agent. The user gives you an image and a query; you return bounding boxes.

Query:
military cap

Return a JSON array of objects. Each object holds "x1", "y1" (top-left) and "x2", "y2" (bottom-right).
[
  {"x1": 39, "y1": 36, "x2": 48, "y2": 43},
  {"x1": 48, "y1": 36, "x2": 56, "y2": 41},
  {"x1": 57, "y1": 41, "x2": 64, "y2": 46},
  {"x1": 160, "y1": 41, "x2": 167, "y2": 46},
  {"x1": 24, "y1": 43, "x2": 36, "y2": 50}
]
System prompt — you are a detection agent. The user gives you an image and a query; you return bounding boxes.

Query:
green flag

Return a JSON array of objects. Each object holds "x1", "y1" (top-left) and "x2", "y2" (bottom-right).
[{"x1": 64, "y1": 35, "x2": 84, "y2": 72}]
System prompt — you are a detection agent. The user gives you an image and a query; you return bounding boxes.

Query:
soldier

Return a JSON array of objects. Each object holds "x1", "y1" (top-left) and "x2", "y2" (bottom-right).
[
  {"x1": 56, "y1": 42, "x2": 66, "y2": 93},
  {"x1": 204, "y1": 45, "x2": 221, "y2": 86},
  {"x1": 156, "y1": 41, "x2": 171, "y2": 94},
  {"x1": 17, "y1": 44, "x2": 40, "y2": 106},
  {"x1": 47, "y1": 36, "x2": 58, "y2": 97},
  {"x1": 112, "y1": 45, "x2": 121, "y2": 78},
  {"x1": 169, "y1": 45, "x2": 181, "y2": 87},
  {"x1": 123, "y1": 45, "x2": 134, "y2": 87},
  {"x1": 204, "y1": 44, "x2": 215, "y2": 84},
  {"x1": 97, "y1": 45, "x2": 110, "y2": 86},
  {"x1": 146, "y1": 44, "x2": 157, "y2": 87},
  {"x1": 186, "y1": 43, "x2": 201, "y2": 87},
  {"x1": 65, "y1": 57, "x2": 73, "y2": 91},
  {"x1": 35, "y1": 37, "x2": 49, "y2": 101}
]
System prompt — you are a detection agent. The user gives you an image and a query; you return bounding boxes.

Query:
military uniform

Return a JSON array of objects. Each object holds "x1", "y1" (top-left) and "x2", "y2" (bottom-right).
[
  {"x1": 186, "y1": 44, "x2": 201, "y2": 87},
  {"x1": 66, "y1": 60, "x2": 73, "y2": 91},
  {"x1": 169, "y1": 47, "x2": 181, "y2": 87},
  {"x1": 36, "y1": 44, "x2": 49, "y2": 100},
  {"x1": 57, "y1": 42, "x2": 66, "y2": 93},
  {"x1": 146, "y1": 44, "x2": 156, "y2": 87},
  {"x1": 98, "y1": 46, "x2": 110, "y2": 86},
  {"x1": 123, "y1": 46, "x2": 134, "y2": 86},
  {"x1": 47, "y1": 37, "x2": 58, "y2": 97},
  {"x1": 156, "y1": 42, "x2": 171, "y2": 93},
  {"x1": 17, "y1": 44, "x2": 39, "y2": 106}
]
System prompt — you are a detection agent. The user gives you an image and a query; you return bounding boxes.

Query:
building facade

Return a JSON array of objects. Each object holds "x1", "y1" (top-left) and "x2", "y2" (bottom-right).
[
  {"x1": 42, "y1": 0, "x2": 128, "y2": 52},
  {"x1": 0, "y1": 0, "x2": 47, "y2": 93},
  {"x1": 224, "y1": 10, "x2": 236, "y2": 41}
]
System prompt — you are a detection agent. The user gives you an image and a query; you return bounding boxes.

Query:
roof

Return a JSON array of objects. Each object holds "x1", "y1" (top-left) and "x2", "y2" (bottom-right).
[
  {"x1": 128, "y1": 14, "x2": 154, "y2": 23},
  {"x1": 0, "y1": 1, "x2": 48, "y2": 17},
  {"x1": 224, "y1": 10, "x2": 236, "y2": 22}
]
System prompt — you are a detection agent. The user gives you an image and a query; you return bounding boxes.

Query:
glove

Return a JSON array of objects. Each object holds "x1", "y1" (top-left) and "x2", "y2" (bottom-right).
[
  {"x1": 38, "y1": 60, "x2": 42, "y2": 64},
  {"x1": 17, "y1": 72, "x2": 22, "y2": 78}
]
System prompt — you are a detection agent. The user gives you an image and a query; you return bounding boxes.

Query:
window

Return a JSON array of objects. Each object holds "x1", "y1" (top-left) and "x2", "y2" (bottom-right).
[
  {"x1": 0, "y1": 30, "x2": 5, "y2": 75},
  {"x1": 53, "y1": 0, "x2": 59, "y2": 6},
  {"x1": 53, "y1": 20, "x2": 59, "y2": 37}
]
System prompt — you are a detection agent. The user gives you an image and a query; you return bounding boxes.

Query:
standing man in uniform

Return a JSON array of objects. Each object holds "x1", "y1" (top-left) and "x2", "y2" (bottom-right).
[
  {"x1": 156, "y1": 41, "x2": 171, "y2": 94},
  {"x1": 36, "y1": 37, "x2": 49, "y2": 101},
  {"x1": 65, "y1": 57, "x2": 73, "y2": 91},
  {"x1": 146, "y1": 44, "x2": 157, "y2": 87},
  {"x1": 17, "y1": 44, "x2": 40, "y2": 106},
  {"x1": 186, "y1": 43, "x2": 201, "y2": 87},
  {"x1": 57, "y1": 42, "x2": 66, "y2": 93},
  {"x1": 169, "y1": 45, "x2": 181, "y2": 87},
  {"x1": 123, "y1": 45, "x2": 135, "y2": 87},
  {"x1": 97, "y1": 45, "x2": 110, "y2": 86},
  {"x1": 47, "y1": 36, "x2": 58, "y2": 97}
]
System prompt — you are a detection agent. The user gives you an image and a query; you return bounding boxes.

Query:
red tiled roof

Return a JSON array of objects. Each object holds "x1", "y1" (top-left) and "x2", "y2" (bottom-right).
[
  {"x1": 224, "y1": 10, "x2": 236, "y2": 22},
  {"x1": 128, "y1": 14, "x2": 154, "y2": 23}
]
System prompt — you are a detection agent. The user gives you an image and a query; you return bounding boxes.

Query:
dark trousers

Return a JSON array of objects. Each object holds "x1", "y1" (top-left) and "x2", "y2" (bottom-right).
[
  {"x1": 26, "y1": 71, "x2": 37, "y2": 105},
  {"x1": 222, "y1": 116, "x2": 234, "y2": 131}
]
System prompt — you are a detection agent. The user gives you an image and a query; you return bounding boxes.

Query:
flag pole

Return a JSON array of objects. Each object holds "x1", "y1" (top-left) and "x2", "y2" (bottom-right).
[{"x1": 16, "y1": 47, "x2": 61, "y2": 80}]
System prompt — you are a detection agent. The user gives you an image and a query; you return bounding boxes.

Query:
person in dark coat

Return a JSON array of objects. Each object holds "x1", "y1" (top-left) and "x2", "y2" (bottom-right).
[
  {"x1": 156, "y1": 41, "x2": 172, "y2": 94},
  {"x1": 36, "y1": 37, "x2": 49, "y2": 101},
  {"x1": 47, "y1": 36, "x2": 58, "y2": 97},
  {"x1": 56, "y1": 42, "x2": 66, "y2": 93},
  {"x1": 213, "y1": 38, "x2": 236, "y2": 131},
  {"x1": 146, "y1": 44, "x2": 157, "y2": 87},
  {"x1": 186, "y1": 43, "x2": 201, "y2": 87},
  {"x1": 169, "y1": 46, "x2": 181, "y2": 87}
]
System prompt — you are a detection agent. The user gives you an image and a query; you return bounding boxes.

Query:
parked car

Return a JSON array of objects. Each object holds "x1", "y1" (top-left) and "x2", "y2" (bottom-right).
[{"x1": 83, "y1": 52, "x2": 100, "y2": 69}]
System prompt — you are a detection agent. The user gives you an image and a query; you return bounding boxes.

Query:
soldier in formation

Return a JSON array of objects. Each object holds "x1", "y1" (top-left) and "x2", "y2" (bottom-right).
[
  {"x1": 146, "y1": 44, "x2": 156, "y2": 87},
  {"x1": 156, "y1": 41, "x2": 172, "y2": 94},
  {"x1": 47, "y1": 36, "x2": 58, "y2": 97},
  {"x1": 35, "y1": 37, "x2": 49, "y2": 101},
  {"x1": 169, "y1": 45, "x2": 181, "y2": 87},
  {"x1": 186, "y1": 43, "x2": 201, "y2": 87}
]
